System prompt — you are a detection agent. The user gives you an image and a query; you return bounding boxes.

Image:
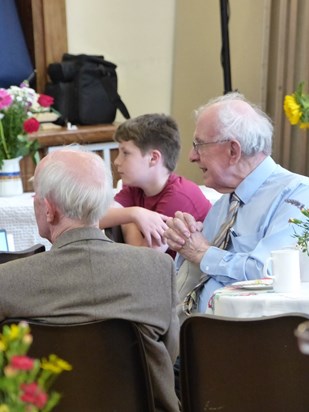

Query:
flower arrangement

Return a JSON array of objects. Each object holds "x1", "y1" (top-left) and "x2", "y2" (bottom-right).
[
  {"x1": 0, "y1": 81, "x2": 55, "y2": 168},
  {"x1": 284, "y1": 82, "x2": 309, "y2": 129},
  {"x1": 0, "y1": 322, "x2": 72, "y2": 412},
  {"x1": 286, "y1": 199, "x2": 309, "y2": 256}
]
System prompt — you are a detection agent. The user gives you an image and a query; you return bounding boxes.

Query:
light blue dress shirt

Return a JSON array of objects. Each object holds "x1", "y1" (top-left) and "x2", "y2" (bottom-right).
[{"x1": 177, "y1": 157, "x2": 309, "y2": 312}]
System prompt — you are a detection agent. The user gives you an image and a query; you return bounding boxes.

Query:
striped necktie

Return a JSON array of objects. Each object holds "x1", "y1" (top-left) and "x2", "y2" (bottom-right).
[
  {"x1": 212, "y1": 192, "x2": 241, "y2": 249},
  {"x1": 183, "y1": 192, "x2": 241, "y2": 315}
]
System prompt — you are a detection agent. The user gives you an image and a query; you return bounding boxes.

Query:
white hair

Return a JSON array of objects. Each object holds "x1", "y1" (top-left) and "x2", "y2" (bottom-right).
[
  {"x1": 195, "y1": 92, "x2": 273, "y2": 156},
  {"x1": 35, "y1": 150, "x2": 113, "y2": 225}
]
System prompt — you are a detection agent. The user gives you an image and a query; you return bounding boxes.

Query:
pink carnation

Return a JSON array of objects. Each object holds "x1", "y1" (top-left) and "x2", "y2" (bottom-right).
[
  {"x1": 20, "y1": 382, "x2": 48, "y2": 409},
  {"x1": 23, "y1": 117, "x2": 40, "y2": 133},
  {"x1": 0, "y1": 89, "x2": 13, "y2": 110},
  {"x1": 11, "y1": 355, "x2": 35, "y2": 371},
  {"x1": 38, "y1": 94, "x2": 54, "y2": 108}
]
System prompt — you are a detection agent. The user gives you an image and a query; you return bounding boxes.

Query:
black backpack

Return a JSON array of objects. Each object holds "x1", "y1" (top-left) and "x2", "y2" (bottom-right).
[{"x1": 45, "y1": 53, "x2": 130, "y2": 125}]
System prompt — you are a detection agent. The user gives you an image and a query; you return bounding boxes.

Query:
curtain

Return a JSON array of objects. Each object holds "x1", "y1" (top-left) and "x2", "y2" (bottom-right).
[
  {"x1": 0, "y1": 0, "x2": 33, "y2": 87},
  {"x1": 264, "y1": 0, "x2": 309, "y2": 176}
]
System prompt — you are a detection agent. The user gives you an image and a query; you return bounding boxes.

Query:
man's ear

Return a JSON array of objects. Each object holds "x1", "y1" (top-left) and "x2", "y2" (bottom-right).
[
  {"x1": 229, "y1": 140, "x2": 242, "y2": 164},
  {"x1": 44, "y1": 198, "x2": 57, "y2": 223},
  {"x1": 149, "y1": 149, "x2": 161, "y2": 166}
]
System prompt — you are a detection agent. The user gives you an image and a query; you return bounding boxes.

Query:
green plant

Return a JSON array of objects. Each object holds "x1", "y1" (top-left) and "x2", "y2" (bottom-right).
[
  {"x1": 286, "y1": 199, "x2": 309, "y2": 256},
  {"x1": 0, "y1": 82, "x2": 55, "y2": 167},
  {"x1": 0, "y1": 322, "x2": 72, "y2": 412}
]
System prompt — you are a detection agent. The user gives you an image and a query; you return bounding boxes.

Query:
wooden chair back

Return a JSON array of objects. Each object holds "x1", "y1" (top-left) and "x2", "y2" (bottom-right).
[
  {"x1": 4, "y1": 319, "x2": 155, "y2": 412},
  {"x1": 180, "y1": 313, "x2": 309, "y2": 412},
  {"x1": 0, "y1": 243, "x2": 45, "y2": 264},
  {"x1": 104, "y1": 225, "x2": 124, "y2": 243}
]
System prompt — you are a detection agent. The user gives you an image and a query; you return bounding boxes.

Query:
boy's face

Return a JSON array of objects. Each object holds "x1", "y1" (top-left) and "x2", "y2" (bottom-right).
[{"x1": 114, "y1": 140, "x2": 152, "y2": 186}]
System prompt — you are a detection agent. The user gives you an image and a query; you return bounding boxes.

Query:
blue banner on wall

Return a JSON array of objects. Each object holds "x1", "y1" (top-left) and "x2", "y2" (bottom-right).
[{"x1": 0, "y1": 0, "x2": 34, "y2": 88}]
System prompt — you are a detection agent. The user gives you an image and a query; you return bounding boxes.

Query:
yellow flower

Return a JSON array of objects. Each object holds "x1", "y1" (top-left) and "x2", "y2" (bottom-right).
[
  {"x1": 0, "y1": 340, "x2": 6, "y2": 352},
  {"x1": 284, "y1": 82, "x2": 309, "y2": 128},
  {"x1": 299, "y1": 122, "x2": 309, "y2": 129},
  {"x1": 6, "y1": 324, "x2": 20, "y2": 340},
  {"x1": 0, "y1": 405, "x2": 10, "y2": 412},
  {"x1": 283, "y1": 95, "x2": 302, "y2": 125},
  {"x1": 41, "y1": 354, "x2": 72, "y2": 374}
]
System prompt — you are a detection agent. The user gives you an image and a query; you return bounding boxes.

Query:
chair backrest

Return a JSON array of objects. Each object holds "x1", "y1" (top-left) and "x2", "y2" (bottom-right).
[
  {"x1": 180, "y1": 313, "x2": 309, "y2": 412},
  {"x1": 104, "y1": 225, "x2": 125, "y2": 243},
  {"x1": 0, "y1": 243, "x2": 45, "y2": 264},
  {"x1": 3, "y1": 319, "x2": 155, "y2": 412}
]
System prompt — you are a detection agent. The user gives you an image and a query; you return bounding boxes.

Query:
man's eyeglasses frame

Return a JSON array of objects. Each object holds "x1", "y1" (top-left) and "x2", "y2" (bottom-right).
[{"x1": 192, "y1": 139, "x2": 230, "y2": 154}]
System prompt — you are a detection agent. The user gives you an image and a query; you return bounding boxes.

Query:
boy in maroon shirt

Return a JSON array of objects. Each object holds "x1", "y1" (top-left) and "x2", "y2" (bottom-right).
[{"x1": 100, "y1": 113, "x2": 212, "y2": 256}]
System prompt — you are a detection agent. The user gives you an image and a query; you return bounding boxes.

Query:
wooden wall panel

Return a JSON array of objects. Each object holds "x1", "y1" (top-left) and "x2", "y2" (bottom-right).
[
  {"x1": 16, "y1": 0, "x2": 68, "y2": 191},
  {"x1": 16, "y1": 0, "x2": 68, "y2": 93}
]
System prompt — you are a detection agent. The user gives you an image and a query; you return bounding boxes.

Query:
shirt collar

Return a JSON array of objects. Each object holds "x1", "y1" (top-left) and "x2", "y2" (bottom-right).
[{"x1": 235, "y1": 156, "x2": 277, "y2": 205}]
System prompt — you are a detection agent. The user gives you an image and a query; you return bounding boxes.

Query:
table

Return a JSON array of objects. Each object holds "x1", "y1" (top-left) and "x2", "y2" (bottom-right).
[
  {"x1": 0, "y1": 193, "x2": 51, "y2": 251},
  {"x1": 206, "y1": 282, "x2": 309, "y2": 318}
]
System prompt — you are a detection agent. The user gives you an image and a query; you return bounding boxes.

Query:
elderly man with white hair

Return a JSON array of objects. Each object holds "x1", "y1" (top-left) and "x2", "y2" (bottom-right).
[
  {"x1": 0, "y1": 149, "x2": 180, "y2": 412},
  {"x1": 164, "y1": 92, "x2": 309, "y2": 316}
]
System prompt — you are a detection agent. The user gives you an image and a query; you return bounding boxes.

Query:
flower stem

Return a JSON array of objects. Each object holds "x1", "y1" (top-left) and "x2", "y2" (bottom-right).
[{"x1": 0, "y1": 119, "x2": 10, "y2": 159}]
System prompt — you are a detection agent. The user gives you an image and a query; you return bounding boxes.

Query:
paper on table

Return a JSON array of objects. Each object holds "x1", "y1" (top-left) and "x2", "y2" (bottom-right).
[{"x1": 7, "y1": 233, "x2": 15, "y2": 251}]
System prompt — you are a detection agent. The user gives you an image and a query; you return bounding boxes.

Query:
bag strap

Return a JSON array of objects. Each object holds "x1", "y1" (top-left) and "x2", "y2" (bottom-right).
[{"x1": 98, "y1": 66, "x2": 130, "y2": 119}]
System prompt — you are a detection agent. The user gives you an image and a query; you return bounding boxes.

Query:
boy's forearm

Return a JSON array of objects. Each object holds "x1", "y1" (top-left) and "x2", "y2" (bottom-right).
[
  {"x1": 121, "y1": 222, "x2": 145, "y2": 246},
  {"x1": 99, "y1": 206, "x2": 138, "y2": 228}
]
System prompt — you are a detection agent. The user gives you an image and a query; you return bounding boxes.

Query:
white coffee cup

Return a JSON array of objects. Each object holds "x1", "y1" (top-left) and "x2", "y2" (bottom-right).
[{"x1": 263, "y1": 248, "x2": 301, "y2": 293}]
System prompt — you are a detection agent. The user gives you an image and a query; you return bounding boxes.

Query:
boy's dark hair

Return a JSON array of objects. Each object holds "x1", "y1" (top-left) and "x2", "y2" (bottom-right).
[{"x1": 114, "y1": 113, "x2": 181, "y2": 172}]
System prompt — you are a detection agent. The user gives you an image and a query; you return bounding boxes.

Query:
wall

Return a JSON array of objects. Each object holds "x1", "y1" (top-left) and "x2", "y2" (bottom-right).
[
  {"x1": 171, "y1": 0, "x2": 268, "y2": 183},
  {"x1": 65, "y1": 0, "x2": 268, "y2": 183},
  {"x1": 65, "y1": 0, "x2": 175, "y2": 121}
]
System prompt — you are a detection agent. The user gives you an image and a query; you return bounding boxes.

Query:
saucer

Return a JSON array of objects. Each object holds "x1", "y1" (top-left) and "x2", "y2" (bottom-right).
[{"x1": 231, "y1": 279, "x2": 273, "y2": 290}]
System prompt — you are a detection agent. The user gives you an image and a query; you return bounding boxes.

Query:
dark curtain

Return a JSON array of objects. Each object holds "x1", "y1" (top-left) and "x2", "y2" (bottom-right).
[{"x1": 0, "y1": 0, "x2": 33, "y2": 88}]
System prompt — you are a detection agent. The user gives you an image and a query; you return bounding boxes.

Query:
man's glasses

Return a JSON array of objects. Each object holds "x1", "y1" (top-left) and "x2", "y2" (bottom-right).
[{"x1": 192, "y1": 139, "x2": 229, "y2": 154}]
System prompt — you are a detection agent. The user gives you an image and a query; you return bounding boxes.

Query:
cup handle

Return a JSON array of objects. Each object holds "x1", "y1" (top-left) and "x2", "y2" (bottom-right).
[{"x1": 263, "y1": 256, "x2": 274, "y2": 279}]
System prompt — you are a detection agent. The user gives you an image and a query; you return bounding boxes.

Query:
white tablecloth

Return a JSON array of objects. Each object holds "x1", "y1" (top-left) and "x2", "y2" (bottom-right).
[
  {"x1": 0, "y1": 193, "x2": 51, "y2": 251},
  {"x1": 206, "y1": 282, "x2": 309, "y2": 318}
]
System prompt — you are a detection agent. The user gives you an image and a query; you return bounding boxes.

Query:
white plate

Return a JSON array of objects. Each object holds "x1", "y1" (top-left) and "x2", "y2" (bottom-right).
[{"x1": 232, "y1": 279, "x2": 273, "y2": 290}]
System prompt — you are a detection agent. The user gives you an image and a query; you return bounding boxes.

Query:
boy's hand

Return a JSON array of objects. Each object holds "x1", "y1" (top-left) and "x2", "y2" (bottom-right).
[{"x1": 132, "y1": 208, "x2": 168, "y2": 247}]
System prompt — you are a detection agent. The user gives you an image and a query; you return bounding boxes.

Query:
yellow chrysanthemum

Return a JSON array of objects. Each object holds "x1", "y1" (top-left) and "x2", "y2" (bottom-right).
[
  {"x1": 0, "y1": 340, "x2": 6, "y2": 352},
  {"x1": 7, "y1": 324, "x2": 20, "y2": 340},
  {"x1": 41, "y1": 354, "x2": 72, "y2": 374},
  {"x1": 283, "y1": 95, "x2": 302, "y2": 125},
  {"x1": 299, "y1": 122, "x2": 309, "y2": 129}
]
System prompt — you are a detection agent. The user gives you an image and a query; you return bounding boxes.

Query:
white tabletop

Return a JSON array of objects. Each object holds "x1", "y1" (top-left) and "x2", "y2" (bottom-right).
[
  {"x1": 206, "y1": 281, "x2": 309, "y2": 318},
  {"x1": 0, "y1": 193, "x2": 51, "y2": 251}
]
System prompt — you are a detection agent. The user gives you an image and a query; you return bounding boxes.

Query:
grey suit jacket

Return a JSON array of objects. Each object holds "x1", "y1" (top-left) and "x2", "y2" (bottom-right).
[{"x1": 0, "y1": 227, "x2": 180, "y2": 412}]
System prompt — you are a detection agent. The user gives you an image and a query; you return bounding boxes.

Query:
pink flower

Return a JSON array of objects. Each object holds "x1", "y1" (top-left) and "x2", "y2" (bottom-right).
[
  {"x1": 0, "y1": 89, "x2": 13, "y2": 110},
  {"x1": 20, "y1": 382, "x2": 48, "y2": 409},
  {"x1": 38, "y1": 94, "x2": 54, "y2": 108},
  {"x1": 23, "y1": 117, "x2": 40, "y2": 133},
  {"x1": 10, "y1": 355, "x2": 35, "y2": 371}
]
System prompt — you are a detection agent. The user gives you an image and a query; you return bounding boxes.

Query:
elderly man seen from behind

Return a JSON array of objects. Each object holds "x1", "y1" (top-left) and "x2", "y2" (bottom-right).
[
  {"x1": 164, "y1": 92, "x2": 309, "y2": 317},
  {"x1": 0, "y1": 149, "x2": 180, "y2": 412}
]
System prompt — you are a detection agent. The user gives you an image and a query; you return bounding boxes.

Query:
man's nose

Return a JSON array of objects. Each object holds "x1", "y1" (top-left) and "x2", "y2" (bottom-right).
[{"x1": 189, "y1": 147, "x2": 199, "y2": 162}]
